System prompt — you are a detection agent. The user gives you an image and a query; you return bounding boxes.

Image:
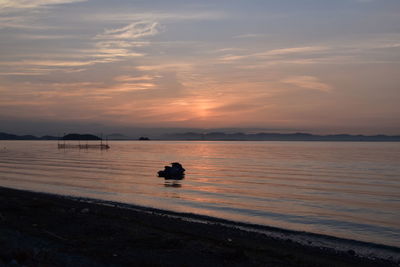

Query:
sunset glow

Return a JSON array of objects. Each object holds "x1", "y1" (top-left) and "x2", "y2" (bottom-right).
[{"x1": 1, "y1": 0, "x2": 399, "y2": 135}]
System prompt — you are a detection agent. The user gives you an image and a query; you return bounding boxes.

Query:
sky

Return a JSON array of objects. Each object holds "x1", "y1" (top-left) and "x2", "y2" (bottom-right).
[{"x1": 0, "y1": 0, "x2": 399, "y2": 135}]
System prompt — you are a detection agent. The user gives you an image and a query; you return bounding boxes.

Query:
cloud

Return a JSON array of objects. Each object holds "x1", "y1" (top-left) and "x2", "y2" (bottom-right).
[
  {"x1": 0, "y1": 0, "x2": 86, "y2": 10},
  {"x1": 90, "y1": 21, "x2": 160, "y2": 63},
  {"x1": 98, "y1": 83, "x2": 156, "y2": 93},
  {"x1": 96, "y1": 21, "x2": 159, "y2": 40},
  {"x1": 0, "y1": 12, "x2": 56, "y2": 29},
  {"x1": 215, "y1": 48, "x2": 244, "y2": 53},
  {"x1": 0, "y1": 0, "x2": 87, "y2": 29},
  {"x1": 5, "y1": 60, "x2": 93, "y2": 67},
  {"x1": 136, "y1": 63, "x2": 193, "y2": 71},
  {"x1": 107, "y1": 75, "x2": 160, "y2": 92},
  {"x1": 114, "y1": 75, "x2": 156, "y2": 82},
  {"x1": 282, "y1": 76, "x2": 332, "y2": 92},
  {"x1": 13, "y1": 34, "x2": 78, "y2": 40},
  {"x1": 84, "y1": 11, "x2": 226, "y2": 23},
  {"x1": 218, "y1": 54, "x2": 247, "y2": 61},
  {"x1": 219, "y1": 46, "x2": 329, "y2": 62},
  {"x1": 93, "y1": 41, "x2": 145, "y2": 60},
  {"x1": 0, "y1": 20, "x2": 156, "y2": 76},
  {"x1": 1, "y1": 23, "x2": 156, "y2": 75},
  {"x1": 233, "y1": 33, "x2": 265, "y2": 39},
  {"x1": 258, "y1": 46, "x2": 328, "y2": 56}
]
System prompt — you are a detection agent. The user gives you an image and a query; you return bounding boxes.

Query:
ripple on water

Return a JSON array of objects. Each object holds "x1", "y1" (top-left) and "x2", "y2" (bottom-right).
[{"x1": 0, "y1": 140, "x2": 399, "y2": 247}]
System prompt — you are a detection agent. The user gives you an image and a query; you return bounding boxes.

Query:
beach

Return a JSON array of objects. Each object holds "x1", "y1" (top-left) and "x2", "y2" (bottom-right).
[{"x1": 0, "y1": 186, "x2": 398, "y2": 267}]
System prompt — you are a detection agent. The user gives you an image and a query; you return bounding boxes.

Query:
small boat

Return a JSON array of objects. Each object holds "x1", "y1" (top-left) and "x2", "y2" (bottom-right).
[{"x1": 158, "y1": 162, "x2": 185, "y2": 180}]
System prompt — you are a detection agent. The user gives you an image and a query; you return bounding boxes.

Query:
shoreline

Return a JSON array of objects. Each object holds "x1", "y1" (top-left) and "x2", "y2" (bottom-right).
[
  {"x1": 56, "y1": 191, "x2": 400, "y2": 260},
  {"x1": 1, "y1": 186, "x2": 399, "y2": 266}
]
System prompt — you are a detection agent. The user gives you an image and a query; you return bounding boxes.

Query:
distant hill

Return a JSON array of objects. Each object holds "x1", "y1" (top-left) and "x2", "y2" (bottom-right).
[
  {"x1": 0, "y1": 132, "x2": 100, "y2": 140},
  {"x1": 62, "y1": 133, "x2": 101, "y2": 140},
  {"x1": 0, "y1": 132, "x2": 22, "y2": 140},
  {"x1": 0, "y1": 132, "x2": 56, "y2": 140},
  {"x1": 162, "y1": 132, "x2": 400, "y2": 141}
]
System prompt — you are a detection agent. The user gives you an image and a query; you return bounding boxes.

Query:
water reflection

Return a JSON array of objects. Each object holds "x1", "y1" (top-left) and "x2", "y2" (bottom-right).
[
  {"x1": 164, "y1": 180, "x2": 183, "y2": 188},
  {"x1": 1, "y1": 140, "x2": 400, "y2": 247}
]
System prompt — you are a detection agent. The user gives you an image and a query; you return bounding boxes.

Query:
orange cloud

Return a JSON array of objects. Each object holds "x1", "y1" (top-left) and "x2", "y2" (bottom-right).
[{"x1": 282, "y1": 76, "x2": 332, "y2": 92}]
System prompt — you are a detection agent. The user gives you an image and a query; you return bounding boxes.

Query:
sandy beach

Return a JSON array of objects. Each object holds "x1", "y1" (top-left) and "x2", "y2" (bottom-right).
[{"x1": 0, "y1": 186, "x2": 398, "y2": 266}]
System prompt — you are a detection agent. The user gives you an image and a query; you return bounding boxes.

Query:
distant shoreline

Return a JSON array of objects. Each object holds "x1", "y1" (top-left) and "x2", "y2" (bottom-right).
[
  {"x1": 0, "y1": 186, "x2": 399, "y2": 266},
  {"x1": 1, "y1": 131, "x2": 400, "y2": 142},
  {"x1": 2, "y1": 139, "x2": 400, "y2": 142},
  {"x1": 3, "y1": 139, "x2": 400, "y2": 143}
]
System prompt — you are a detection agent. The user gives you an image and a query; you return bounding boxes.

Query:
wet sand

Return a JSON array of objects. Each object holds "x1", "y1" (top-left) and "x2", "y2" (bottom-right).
[{"x1": 0, "y1": 186, "x2": 398, "y2": 266}]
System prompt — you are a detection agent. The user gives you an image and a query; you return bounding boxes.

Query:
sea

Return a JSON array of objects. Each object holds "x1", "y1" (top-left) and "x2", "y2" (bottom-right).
[{"x1": 0, "y1": 140, "x2": 399, "y2": 247}]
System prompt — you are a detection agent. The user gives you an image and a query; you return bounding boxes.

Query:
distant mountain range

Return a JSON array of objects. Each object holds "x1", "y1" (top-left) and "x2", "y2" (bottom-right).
[
  {"x1": 0, "y1": 132, "x2": 57, "y2": 140},
  {"x1": 1, "y1": 131, "x2": 399, "y2": 141},
  {"x1": 162, "y1": 132, "x2": 400, "y2": 141},
  {"x1": 0, "y1": 132, "x2": 99, "y2": 140}
]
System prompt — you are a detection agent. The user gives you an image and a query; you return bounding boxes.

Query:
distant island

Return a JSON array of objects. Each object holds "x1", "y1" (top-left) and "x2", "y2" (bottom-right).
[
  {"x1": 1, "y1": 131, "x2": 400, "y2": 141},
  {"x1": 62, "y1": 133, "x2": 101, "y2": 140}
]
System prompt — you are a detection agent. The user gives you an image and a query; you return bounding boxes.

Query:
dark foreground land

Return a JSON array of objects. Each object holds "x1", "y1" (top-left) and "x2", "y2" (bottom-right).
[{"x1": 0, "y1": 187, "x2": 398, "y2": 267}]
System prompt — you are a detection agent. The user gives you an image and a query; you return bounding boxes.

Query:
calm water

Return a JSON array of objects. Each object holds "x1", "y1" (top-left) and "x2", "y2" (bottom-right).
[{"x1": 0, "y1": 141, "x2": 399, "y2": 247}]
